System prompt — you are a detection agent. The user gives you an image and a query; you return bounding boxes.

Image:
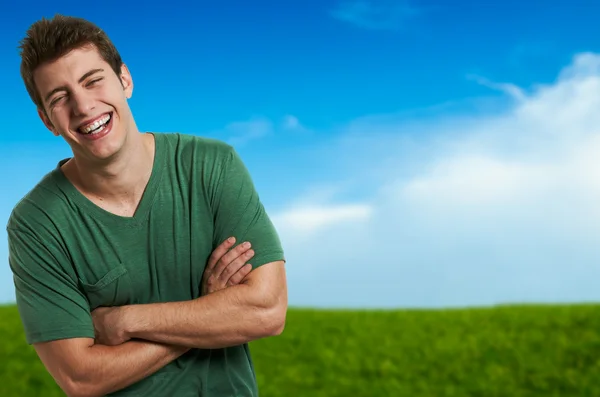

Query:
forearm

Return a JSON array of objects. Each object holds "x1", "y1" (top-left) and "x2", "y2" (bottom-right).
[
  {"x1": 68, "y1": 340, "x2": 188, "y2": 397},
  {"x1": 122, "y1": 284, "x2": 285, "y2": 349}
]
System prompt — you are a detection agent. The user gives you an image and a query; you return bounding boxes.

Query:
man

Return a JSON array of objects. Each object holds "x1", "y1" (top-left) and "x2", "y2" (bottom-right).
[{"x1": 7, "y1": 13, "x2": 287, "y2": 397}]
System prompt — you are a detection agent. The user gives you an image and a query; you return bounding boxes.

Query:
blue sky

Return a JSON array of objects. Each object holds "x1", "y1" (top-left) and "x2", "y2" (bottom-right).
[{"x1": 2, "y1": 0, "x2": 600, "y2": 308}]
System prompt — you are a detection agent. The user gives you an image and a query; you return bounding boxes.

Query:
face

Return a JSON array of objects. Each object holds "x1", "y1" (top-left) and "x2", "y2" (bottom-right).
[{"x1": 34, "y1": 45, "x2": 134, "y2": 163}]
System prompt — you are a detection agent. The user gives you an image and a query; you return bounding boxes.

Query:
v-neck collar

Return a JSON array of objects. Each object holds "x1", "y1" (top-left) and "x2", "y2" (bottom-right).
[{"x1": 51, "y1": 132, "x2": 166, "y2": 228}]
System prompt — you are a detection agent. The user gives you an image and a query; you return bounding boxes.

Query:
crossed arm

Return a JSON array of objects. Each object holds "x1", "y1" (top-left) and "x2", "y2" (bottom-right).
[
  {"x1": 110, "y1": 260, "x2": 287, "y2": 349},
  {"x1": 32, "y1": 241, "x2": 287, "y2": 397},
  {"x1": 35, "y1": 337, "x2": 189, "y2": 397},
  {"x1": 94, "y1": 261, "x2": 287, "y2": 349}
]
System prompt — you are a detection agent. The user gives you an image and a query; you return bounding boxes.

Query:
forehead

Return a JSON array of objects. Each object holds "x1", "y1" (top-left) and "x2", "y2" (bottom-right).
[{"x1": 34, "y1": 45, "x2": 109, "y2": 92}]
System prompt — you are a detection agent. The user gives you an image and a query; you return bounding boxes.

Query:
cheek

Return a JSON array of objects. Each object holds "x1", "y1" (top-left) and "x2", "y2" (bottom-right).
[
  {"x1": 49, "y1": 108, "x2": 72, "y2": 131},
  {"x1": 98, "y1": 85, "x2": 126, "y2": 107}
]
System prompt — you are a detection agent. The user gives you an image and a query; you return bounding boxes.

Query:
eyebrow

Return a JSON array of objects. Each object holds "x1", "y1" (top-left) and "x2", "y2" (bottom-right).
[{"x1": 44, "y1": 68, "x2": 105, "y2": 103}]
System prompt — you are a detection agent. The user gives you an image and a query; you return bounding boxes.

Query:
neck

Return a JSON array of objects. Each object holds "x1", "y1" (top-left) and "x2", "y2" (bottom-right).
[{"x1": 66, "y1": 132, "x2": 156, "y2": 204}]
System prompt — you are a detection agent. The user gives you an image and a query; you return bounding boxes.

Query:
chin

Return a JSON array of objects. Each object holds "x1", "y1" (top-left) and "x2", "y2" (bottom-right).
[{"x1": 72, "y1": 132, "x2": 126, "y2": 163}]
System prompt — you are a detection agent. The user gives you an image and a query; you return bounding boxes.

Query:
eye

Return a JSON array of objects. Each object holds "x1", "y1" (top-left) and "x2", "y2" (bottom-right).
[
  {"x1": 87, "y1": 78, "x2": 103, "y2": 86},
  {"x1": 50, "y1": 95, "x2": 66, "y2": 107}
]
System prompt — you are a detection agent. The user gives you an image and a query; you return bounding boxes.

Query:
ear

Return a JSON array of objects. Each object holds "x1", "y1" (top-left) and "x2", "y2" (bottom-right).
[
  {"x1": 120, "y1": 63, "x2": 134, "y2": 99},
  {"x1": 37, "y1": 107, "x2": 59, "y2": 136}
]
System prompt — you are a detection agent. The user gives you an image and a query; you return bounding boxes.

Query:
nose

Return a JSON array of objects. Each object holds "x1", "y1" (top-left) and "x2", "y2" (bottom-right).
[{"x1": 70, "y1": 88, "x2": 95, "y2": 116}]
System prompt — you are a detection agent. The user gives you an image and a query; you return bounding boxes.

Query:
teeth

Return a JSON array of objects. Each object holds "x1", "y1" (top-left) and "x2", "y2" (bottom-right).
[{"x1": 79, "y1": 114, "x2": 110, "y2": 134}]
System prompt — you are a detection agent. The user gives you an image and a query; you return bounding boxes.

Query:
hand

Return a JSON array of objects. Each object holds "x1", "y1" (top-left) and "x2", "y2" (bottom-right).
[
  {"x1": 202, "y1": 237, "x2": 254, "y2": 295},
  {"x1": 91, "y1": 306, "x2": 130, "y2": 346}
]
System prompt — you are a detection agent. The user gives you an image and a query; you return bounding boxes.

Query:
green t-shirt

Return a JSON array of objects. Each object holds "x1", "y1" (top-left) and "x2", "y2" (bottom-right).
[{"x1": 6, "y1": 132, "x2": 285, "y2": 396}]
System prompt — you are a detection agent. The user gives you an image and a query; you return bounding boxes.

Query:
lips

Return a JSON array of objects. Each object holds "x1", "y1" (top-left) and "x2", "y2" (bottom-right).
[
  {"x1": 75, "y1": 112, "x2": 114, "y2": 141},
  {"x1": 76, "y1": 112, "x2": 112, "y2": 134}
]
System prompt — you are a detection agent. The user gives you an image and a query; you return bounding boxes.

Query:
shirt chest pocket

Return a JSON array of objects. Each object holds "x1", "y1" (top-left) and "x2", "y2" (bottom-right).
[{"x1": 80, "y1": 264, "x2": 133, "y2": 310}]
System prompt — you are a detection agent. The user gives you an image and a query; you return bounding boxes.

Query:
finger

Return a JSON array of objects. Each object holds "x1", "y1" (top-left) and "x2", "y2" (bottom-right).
[
  {"x1": 227, "y1": 264, "x2": 253, "y2": 286},
  {"x1": 220, "y1": 249, "x2": 254, "y2": 282},
  {"x1": 207, "y1": 237, "x2": 236, "y2": 271},
  {"x1": 213, "y1": 241, "x2": 252, "y2": 277}
]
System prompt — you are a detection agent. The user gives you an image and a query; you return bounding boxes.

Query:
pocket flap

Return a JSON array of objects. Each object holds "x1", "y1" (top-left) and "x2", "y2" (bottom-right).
[{"x1": 81, "y1": 265, "x2": 128, "y2": 291}]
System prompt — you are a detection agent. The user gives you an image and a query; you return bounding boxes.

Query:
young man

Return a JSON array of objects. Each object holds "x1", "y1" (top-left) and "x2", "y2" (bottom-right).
[{"x1": 7, "y1": 14, "x2": 287, "y2": 397}]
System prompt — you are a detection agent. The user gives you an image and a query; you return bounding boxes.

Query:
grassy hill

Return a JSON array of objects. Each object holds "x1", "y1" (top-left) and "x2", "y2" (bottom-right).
[{"x1": 1, "y1": 303, "x2": 599, "y2": 396}]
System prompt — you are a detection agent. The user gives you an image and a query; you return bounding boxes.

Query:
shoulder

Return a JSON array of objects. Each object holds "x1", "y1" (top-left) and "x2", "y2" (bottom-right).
[
  {"x1": 6, "y1": 167, "x2": 74, "y2": 276},
  {"x1": 7, "y1": 168, "x2": 68, "y2": 235},
  {"x1": 155, "y1": 132, "x2": 240, "y2": 178},
  {"x1": 156, "y1": 132, "x2": 235, "y2": 159}
]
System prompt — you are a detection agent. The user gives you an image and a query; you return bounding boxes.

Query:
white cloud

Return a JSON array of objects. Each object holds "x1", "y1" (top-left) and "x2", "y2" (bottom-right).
[
  {"x1": 273, "y1": 203, "x2": 372, "y2": 237},
  {"x1": 467, "y1": 74, "x2": 526, "y2": 101},
  {"x1": 279, "y1": 114, "x2": 312, "y2": 135},
  {"x1": 282, "y1": 115, "x2": 300, "y2": 130},
  {"x1": 221, "y1": 114, "x2": 309, "y2": 146},
  {"x1": 330, "y1": 0, "x2": 420, "y2": 31},
  {"x1": 271, "y1": 52, "x2": 600, "y2": 309},
  {"x1": 224, "y1": 117, "x2": 274, "y2": 146},
  {"x1": 403, "y1": 155, "x2": 554, "y2": 206}
]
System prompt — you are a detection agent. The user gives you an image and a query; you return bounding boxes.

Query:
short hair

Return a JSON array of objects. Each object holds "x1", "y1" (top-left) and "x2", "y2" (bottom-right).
[{"x1": 18, "y1": 14, "x2": 123, "y2": 111}]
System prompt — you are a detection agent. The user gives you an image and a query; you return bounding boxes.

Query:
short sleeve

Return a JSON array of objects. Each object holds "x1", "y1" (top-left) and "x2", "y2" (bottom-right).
[
  {"x1": 7, "y1": 226, "x2": 95, "y2": 345},
  {"x1": 210, "y1": 147, "x2": 285, "y2": 269}
]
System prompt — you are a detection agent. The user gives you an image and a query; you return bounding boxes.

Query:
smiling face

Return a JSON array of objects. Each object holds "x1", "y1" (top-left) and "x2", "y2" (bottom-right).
[{"x1": 34, "y1": 44, "x2": 135, "y2": 163}]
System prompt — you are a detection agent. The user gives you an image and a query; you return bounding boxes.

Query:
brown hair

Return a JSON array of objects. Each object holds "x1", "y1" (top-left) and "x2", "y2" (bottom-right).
[{"x1": 18, "y1": 14, "x2": 124, "y2": 111}]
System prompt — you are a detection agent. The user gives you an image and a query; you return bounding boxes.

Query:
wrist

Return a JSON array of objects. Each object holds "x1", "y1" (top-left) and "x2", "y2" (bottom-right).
[{"x1": 119, "y1": 305, "x2": 140, "y2": 340}]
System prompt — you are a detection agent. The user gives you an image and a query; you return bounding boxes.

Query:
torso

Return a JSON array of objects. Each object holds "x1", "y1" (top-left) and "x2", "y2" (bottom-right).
[
  {"x1": 10, "y1": 132, "x2": 262, "y2": 396},
  {"x1": 54, "y1": 133, "x2": 213, "y2": 308}
]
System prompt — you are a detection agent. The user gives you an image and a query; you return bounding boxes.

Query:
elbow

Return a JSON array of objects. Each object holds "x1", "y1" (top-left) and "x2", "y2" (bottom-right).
[
  {"x1": 64, "y1": 380, "x2": 103, "y2": 397},
  {"x1": 62, "y1": 370, "x2": 103, "y2": 397},
  {"x1": 248, "y1": 282, "x2": 288, "y2": 339},
  {"x1": 64, "y1": 381, "x2": 100, "y2": 397},
  {"x1": 270, "y1": 315, "x2": 286, "y2": 336},
  {"x1": 258, "y1": 301, "x2": 287, "y2": 337},
  {"x1": 269, "y1": 304, "x2": 287, "y2": 336}
]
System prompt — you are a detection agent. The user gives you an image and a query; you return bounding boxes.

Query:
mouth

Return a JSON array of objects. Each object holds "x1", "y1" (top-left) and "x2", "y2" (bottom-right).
[{"x1": 76, "y1": 112, "x2": 113, "y2": 135}]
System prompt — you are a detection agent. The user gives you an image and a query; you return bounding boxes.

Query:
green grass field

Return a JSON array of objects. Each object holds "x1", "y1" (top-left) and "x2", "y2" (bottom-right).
[{"x1": 1, "y1": 303, "x2": 599, "y2": 396}]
